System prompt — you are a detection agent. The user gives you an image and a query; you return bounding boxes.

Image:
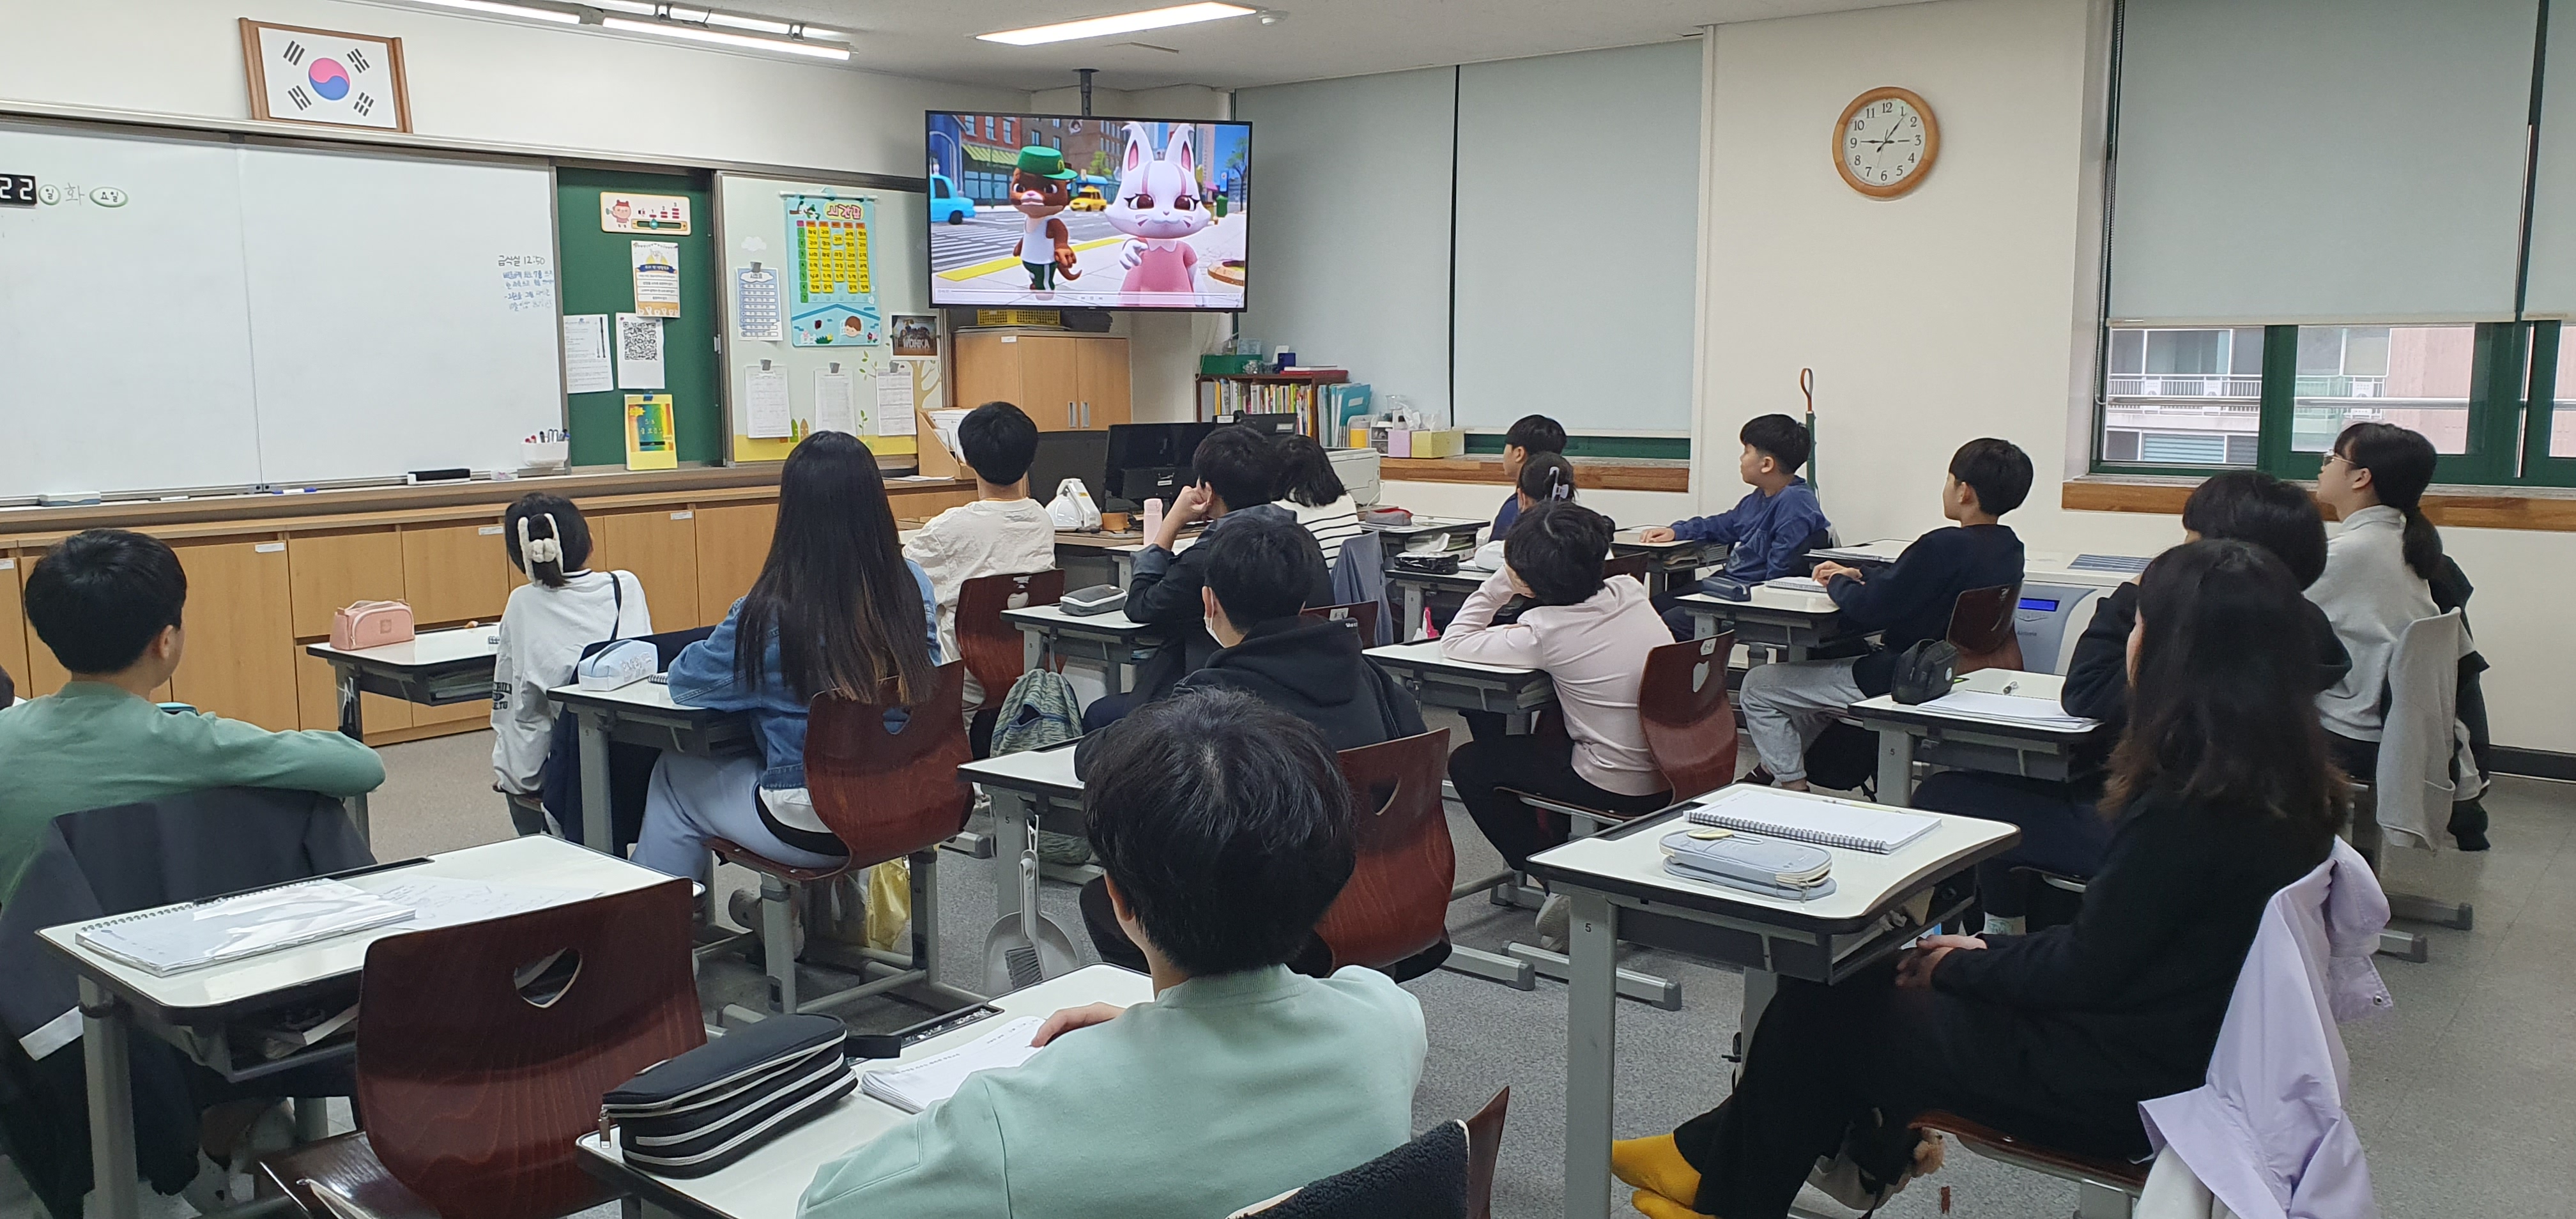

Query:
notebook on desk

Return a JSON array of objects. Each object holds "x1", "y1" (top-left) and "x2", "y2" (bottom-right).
[
  {"x1": 1681, "y1": 788, "x2": 1940, "y2": 855},
  {"x1": 858, "y1": 1016, "x2": 1046, "y2": 1113},
  {"x1": 76, "y1": 878, "x2": 415, "y2": 976}
]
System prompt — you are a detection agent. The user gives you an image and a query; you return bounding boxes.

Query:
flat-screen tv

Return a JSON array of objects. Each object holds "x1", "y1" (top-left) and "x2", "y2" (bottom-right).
[{"x1": 926, "y1": 111, "x2": 1250, "y2": 311}]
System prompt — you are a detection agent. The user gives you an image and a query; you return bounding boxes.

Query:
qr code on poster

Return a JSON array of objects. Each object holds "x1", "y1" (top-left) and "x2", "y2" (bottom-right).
[{"x1": 622, "y1": 321, "x2": 659, "y2": 362}]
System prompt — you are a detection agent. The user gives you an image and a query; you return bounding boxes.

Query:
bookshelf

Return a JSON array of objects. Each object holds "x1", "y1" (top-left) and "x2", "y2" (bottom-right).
[{"x1": 1194, "y1": 370, "x2": 1363, "y2": 441}]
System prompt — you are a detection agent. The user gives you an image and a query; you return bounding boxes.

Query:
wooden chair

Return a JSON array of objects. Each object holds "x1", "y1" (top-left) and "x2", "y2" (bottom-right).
[
  {"x1": 710, "y1": 662, "x2": 985, "y2": 1019},
  {"x1": 1911, "y1": 1110, "x2": 2147, "y2": 1218},
  {"x1": 1233, "y1": 1087, "x2": 1510, "y2": 1218},
  {"x1": 1313, "y1": 729, "x2": 1456, "y2": 981},
  {"x1": 1946, "y1": 583, "x2": 2026, "y2": 674},
  {"x1": 1462, "y1": 1086, "x2": 1510, "y2": 1219},
  {"x1": 956, "y1": 569, "x2": 1066, "y2": 698},
  {"x1": 256, "y1": 880, "x2": 703, "y2": 1219},
  {"x1": 1299, "y1": 599, "x2": 1381, "y2": 643}
]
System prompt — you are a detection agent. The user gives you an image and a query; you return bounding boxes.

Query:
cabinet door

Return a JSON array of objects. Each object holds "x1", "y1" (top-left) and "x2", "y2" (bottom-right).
[
  {"x1": 952, "y1": 332, "x2": 1027, "y2": 420},
  {"x1": 1077, "y1": 337, "x2": 1132, "y2": 429},
  {"x1": 694, "y1": 503, "x2": 777, "y2": 625},
  {"x1": 402, "y1": 522, "x2": 516, "y2": 626},
  {"x1": 0, "y1": 556, "x2": 27, "y2": 701},
  {"x1": 592, "y1": 510, "x2": 702, "y2": 629},
  {"x1": 1017, "y1": 335, "x2": 1082, "y2": 429},
  {"x1": 166, "y1": 539, "x2": 300, "y2": 730},
  {"x1": 288, "y1": 530, "x2": 409, "y2": 639}
]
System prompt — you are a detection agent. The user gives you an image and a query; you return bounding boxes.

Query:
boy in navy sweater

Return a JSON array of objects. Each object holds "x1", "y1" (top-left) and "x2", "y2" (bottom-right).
[
  {"x1": 1489, "y1": 414, "x2": 1567, "y2": 539},
  {"x1": 1738, "y1": 438, "x2": 2030, "y2": 790},
  {"x1": 1643, "y1": 414, "x2": 1832, "y2": 639}
]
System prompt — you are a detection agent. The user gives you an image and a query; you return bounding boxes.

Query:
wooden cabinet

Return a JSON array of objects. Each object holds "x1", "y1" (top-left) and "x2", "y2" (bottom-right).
[
  {"x1": 953, "y1": 332, "x2": 1130, "y2": 432},
  {"x1": 693, "y1": 503, "x2": 776, "y2": 625},
  {"x1": 592, "y1": 509, "x2": 703, "y2": 629},
  {"x1": 288, "y1": 530, "x2": 408, "y2": 638},
  {"x1": 0, "y1": 556, "x2": 27, "y2": 700},
  {"x1": 401, "y1": 521, "x2": 516, "y2": 626},
  {"x1": 165, "y1": 539, "x2": 300, "y2": 731}
]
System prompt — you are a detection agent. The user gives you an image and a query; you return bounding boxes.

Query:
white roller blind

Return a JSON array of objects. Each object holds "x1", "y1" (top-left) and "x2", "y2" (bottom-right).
[
  {"x1": 2524, "y1": 4, "x2": 2576, "y2": 317},
  {"x1": 1452, "y1": 42, "x2": 1702, "y2": 431},
  {"x1": 2108, "y1": 0, "x2": 2535, "y2": 325},
  {"x1": 1238, "y1": 69, "x2": 1455, "y2": 422}
]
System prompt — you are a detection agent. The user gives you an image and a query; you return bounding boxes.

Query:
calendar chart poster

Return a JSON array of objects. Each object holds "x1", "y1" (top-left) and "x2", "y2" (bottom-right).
[{"x1": 784, "y1": 193, "x2": 882, "y2": 348}]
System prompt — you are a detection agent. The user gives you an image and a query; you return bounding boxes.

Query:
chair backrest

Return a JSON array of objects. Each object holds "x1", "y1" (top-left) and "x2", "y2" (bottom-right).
[
  {"x1": 355, "y1": 878, "x2": 703, "y2": 1219},
  {"x1": 805, "y1": 662, "x2": 976, "y2": 871},
  {"x1": 1637, "y1": 632, "x2": 1739, "y2": 801},
  {"x1": 1947, "y1": 583, "x2": 2025, "y2": 674},
  {"x1": 1314, "y1": 729, "x2": 1455, "y2": 971},
  {"x1": 1299, "y1": 600, "x2": 1382, "y2": 644},
  {"x1": 1602, "y1": 553, "x2": 1653, "y2": 583},
  {"x1": 955, "y1": 570, "x2": 1067, "y2": 696},
  {"x1": 1463, "y1": 1087, "x2": 1510, "y2": 1219}
]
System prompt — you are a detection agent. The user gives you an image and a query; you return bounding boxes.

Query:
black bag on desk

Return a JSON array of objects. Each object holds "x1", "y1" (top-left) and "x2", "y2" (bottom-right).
[
  {"x1": 602, "y1": 1013, "x2": 854, "y2": 1178},
  {"x1": 1393, "y1": 553, "x2": 1460, "y2": 576},
  {"x1": 1888, "y1": 640, "x2": 1958, "y2": 706}
]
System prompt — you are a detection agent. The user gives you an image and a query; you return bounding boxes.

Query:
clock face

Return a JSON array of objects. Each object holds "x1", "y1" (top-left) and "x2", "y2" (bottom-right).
[{"x1": 1836, "y1": 88, "x2": 1938, "y2": 198}]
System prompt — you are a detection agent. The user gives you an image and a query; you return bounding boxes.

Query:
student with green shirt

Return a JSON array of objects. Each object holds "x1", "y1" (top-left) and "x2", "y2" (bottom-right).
[
  {"x1": 0, "y1": 530, "x2": 385, "y2": 901},
  {"x1": 797, "y1": 689, "x2": 1427, "y2": 1219}
]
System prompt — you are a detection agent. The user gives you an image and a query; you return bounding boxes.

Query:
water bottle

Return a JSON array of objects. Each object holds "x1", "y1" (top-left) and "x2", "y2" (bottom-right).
[{"x1": 1142, "y1": 497, "x2": 1163, "y2": 539}]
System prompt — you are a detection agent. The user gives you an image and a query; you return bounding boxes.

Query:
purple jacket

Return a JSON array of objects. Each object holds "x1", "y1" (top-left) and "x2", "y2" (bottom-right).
[{"x1": 2138, "y1": 839, "x2": 2391, "y2": 1219}]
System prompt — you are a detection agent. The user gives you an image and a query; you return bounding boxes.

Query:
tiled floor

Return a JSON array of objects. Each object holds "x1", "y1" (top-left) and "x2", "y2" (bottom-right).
[{"x1": 4, "y1": 724, "x2": 2568, "y2": 1218}]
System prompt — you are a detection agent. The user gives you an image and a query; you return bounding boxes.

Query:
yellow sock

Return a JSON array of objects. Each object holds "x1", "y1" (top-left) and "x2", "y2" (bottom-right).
[
  {"x1": 1611, "y1": 1134, "x2": 1702, "y2": 1206},
  {"x1": 1631, "y1": 1188, "x2": 1712, "y2": 1218}
]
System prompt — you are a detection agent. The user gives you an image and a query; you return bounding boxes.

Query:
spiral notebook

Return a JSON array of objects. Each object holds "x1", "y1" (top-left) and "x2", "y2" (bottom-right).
[
  {"x1": 1681, "y1": 788, "x2": 1940, "y2": 855},
  {"x1": 75, "y1": 878, "x2": 415, "y2": 977}
]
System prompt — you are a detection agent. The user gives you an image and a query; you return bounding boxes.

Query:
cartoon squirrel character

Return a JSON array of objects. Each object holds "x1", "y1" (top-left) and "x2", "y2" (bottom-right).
[
  {"x1": 1108, "y1": 122, "x2": 1212, "y2": 295},
  {"x1": 1008, "y1": 146, "x2": 1083, "y2": 292}
]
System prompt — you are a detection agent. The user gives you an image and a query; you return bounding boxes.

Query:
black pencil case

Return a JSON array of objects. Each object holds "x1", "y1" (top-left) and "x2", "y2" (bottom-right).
[
  {"x1": 1393, "y1": 553, "x2": 1460, "y2": 576},
  {"x1": 601, "y1": 1014, "x2": 854, "y2": 1178}
]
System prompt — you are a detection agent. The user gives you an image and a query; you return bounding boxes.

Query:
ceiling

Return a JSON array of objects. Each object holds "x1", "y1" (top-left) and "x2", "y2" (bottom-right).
[{"x1": 751, "y1": 0, "x2": 1931, "y2": 92}]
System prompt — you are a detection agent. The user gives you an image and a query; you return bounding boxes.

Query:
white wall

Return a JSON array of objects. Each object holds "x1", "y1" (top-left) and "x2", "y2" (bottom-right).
[
  {"x1": 0, "y1": 0, "x2": 1024, "y2": 176},
  {"x1": 1699, "y1": 0, "x2": 2576, "y2": 753}
]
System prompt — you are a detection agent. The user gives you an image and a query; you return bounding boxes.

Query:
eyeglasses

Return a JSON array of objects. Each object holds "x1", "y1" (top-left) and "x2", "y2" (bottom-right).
[{"x1": 2320, "y1": 452, "x2": 2350, "y2": 470}]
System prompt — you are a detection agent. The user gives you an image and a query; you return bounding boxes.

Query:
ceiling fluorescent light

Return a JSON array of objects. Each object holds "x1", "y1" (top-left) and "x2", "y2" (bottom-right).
[
  {"x1": 978, "y1": 3, "x2": 1256, "y2": 46},
  {"x1": 599, "y1": 16, "x2": 851, "y2": 58},
  {"x1": 411, "y1": 0, "x2": 582, "y2": 22}
]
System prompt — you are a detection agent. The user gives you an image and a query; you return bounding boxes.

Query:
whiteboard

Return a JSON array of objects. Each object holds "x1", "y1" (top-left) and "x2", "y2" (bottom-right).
[{"x1": 0, "y1": 124, "x2": 562, "y2": 498}]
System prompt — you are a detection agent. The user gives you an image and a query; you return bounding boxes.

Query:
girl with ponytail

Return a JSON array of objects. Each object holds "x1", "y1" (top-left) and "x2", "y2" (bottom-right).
[
  {"x1": 1515, "y1": 451, "x2": 1578, "y2": 512},
  {"x1": 491, "y1": 493, "x2": 652, "y2": 824},
  {"x1": 2308, "y1": 422, "x2": 2449, "y2": 777}
]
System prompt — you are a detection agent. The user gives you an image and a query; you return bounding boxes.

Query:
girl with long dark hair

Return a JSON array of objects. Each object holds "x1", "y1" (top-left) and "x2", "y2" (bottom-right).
[
  {"x1": 2306, "y1": 421, "x2": 2447, "y2": 779},
  {"x1": 632, "y1": 432, "x2": 941, "y2": 881},
  {"x1": 1614, "y1": 540, "x2": 2341, "y2": 1219}
]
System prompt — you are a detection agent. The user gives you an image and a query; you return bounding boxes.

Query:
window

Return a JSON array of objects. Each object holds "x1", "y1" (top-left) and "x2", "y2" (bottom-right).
[
  {"x1": 2290, "y1": 325, "x2": 2473, "y2": 455},
  {"x1": 2554, "y1": 331, "x2": 2576, "y2": 458},
  {"x1": 2098, "y1": 326, "x2": 2263, "y2": 470}
]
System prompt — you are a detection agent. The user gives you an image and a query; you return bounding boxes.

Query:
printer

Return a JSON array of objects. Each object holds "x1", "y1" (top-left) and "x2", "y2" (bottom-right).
[{"x1": 2015, "y1": 551, "x2": 2150, "y2": 675}]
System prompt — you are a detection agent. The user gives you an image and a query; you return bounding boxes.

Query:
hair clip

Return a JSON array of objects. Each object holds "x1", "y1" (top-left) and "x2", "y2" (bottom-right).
[{"x1": 518, "y1": 513, "x2": 563, "y2": 566}]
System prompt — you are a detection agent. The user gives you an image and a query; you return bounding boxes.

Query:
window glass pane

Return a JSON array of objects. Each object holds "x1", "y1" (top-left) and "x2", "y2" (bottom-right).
[
  {"x1": 2101, "y1": 326, "x2": 2257, "y2": 467},
  {"x1": 2554, "y1": 334, "x2": 2576, "y2": 458},
  {"x1": 2290, "y1": 324, "x2": 2473, "y2": 454}
]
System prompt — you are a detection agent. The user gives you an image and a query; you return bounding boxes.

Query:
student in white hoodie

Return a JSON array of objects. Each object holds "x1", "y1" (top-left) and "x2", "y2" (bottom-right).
[
  {"x1": 490, "y1": 494, "x2": 650, "y2": 831},
  {"x1": 903, "y1": 401, "x2": 1055, "y2": 745}
]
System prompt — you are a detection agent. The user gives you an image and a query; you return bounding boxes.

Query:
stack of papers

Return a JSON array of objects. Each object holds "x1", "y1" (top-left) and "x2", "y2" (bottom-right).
[
  {"x1": 1919, "y1": 690, "x2": 2096, "y2": 730},
  {"x1": 1762, "y1": 576, "x2": 1826, "y2": 590},
  {"x1": 859, "y1": 1016, "x2": 1046, "y2": 1113},
  {"x1": 78, "y1": 880, "x2": 414, "y2": 976}
]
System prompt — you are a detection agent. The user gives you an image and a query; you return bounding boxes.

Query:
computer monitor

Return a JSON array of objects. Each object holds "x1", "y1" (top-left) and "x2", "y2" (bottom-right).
[
  {"x1": 1026, "y1": 429, "x2": 1109, "y2": 506},
  {"x1": 1103, "y1": 422, "x2": 1220, "y2": 510}
]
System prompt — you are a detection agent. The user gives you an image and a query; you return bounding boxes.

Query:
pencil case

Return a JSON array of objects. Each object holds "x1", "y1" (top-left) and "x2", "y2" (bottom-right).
[
  {"x1": 330, "y1": 601, "x2": 414, "y2": 651},
  {"x1": 1658, "y1": 831, "x2": 1837, "y2": 901},
  {"x1": 601, "y1": 1014, "x2": 854, "y2": 1178}
]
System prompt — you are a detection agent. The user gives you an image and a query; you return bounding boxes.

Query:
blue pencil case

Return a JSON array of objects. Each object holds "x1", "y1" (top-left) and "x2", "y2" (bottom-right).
[{"x1": 1658, "y1": 831, "x2": 1837, "y2": 901}]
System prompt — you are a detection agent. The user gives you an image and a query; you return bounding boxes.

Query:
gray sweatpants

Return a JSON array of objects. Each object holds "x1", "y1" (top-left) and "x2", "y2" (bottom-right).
[{"x1": 1737, "y1": 657, "x2": 1866, "y2": 784}]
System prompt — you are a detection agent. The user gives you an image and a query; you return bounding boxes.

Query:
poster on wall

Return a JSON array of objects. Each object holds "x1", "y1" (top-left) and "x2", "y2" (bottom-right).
[
  {"x1": 631, "y1": 240, "x2": 681, "y2": 319},
  {"x1": 890, "y1": 314, "x2": 937, "y2": 358},
  {"x1": 624, "y1": 394, "x2": 677, "y2": 471},
  {"x1": 735, "y1": 263, "x2": 783, "y2": 341},
  {"x1": 601, "y1": 192, "x2": 691, "y2": 234},
  {"x1": 783, "y1": 193, "x2": 880, "y2": 347}
]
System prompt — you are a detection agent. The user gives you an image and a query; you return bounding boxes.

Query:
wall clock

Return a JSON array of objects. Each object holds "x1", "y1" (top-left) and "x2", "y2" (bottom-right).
[
  {"x1": 240, "y1": 19, "x2": 411, "y2": 133},
  {"x1": 1835, "y1": 86, "x2": 1936, "y2": 199}
]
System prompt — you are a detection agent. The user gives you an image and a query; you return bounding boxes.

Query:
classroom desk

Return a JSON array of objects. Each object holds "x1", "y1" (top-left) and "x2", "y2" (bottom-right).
[
  {"x1": 545, "y1": 678, "x2": 756, "y2": 853},
  {"x1": 1053, "y1": 526, "x2": 1198, "y2": 586},
  {"x1": 1383, "y1": 567, "x2": 1496, "y2": 642},
  {"x1": 956, "y1": 742, "x2": 1089, "y2": 985},
  {"x1": 303, "y1": 627, "x2": 500, "y2": 840},
  {"x1": 576, "y1": 965, "x2": 1154, "y2": 1219},
  {"x1": 1525, "y1": 796, "x2": 2019, "y2": 1219},
  {"x1": 1002, "y1": 602, "x2": 1167, "y2": 695},
  {"x1": 1807, "y1": 537, "x2": 1911, "y2": 569},
  {"x1": 47, "y1": 836, "x2": 670, "y2": 1219},
  {"x1": 1671, "y1": 583, "x2": 1862, "y2": 659},
  {"x1": 1843, "y1": 669, "x2": 2104, "y2": 807},
  {"x1": 1370, "y1": 514, "x2": 1487, "y2": 549},
  {"x1": 1610, "y1": 527, "x2": 1724, "y2": 596}
]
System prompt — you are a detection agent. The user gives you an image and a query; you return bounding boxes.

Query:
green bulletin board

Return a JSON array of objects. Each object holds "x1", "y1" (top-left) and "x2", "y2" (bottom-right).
[{"x1": 556, "y1": 167, "x2": 722, "y2": 466}]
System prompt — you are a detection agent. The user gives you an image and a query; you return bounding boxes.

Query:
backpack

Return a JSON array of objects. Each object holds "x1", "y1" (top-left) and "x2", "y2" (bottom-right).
[{"x1": 990, "y1": 668, "x2": 1083, "y2": 756}]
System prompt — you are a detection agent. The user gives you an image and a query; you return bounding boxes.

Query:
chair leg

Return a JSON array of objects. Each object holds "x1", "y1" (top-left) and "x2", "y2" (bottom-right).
[
  {"x1": 2074, "y1": 1179, "x2": 2135, "y2": 1219},
  {"x1": 762, "y1": 874, "x2": 799, "y2": 1015}
]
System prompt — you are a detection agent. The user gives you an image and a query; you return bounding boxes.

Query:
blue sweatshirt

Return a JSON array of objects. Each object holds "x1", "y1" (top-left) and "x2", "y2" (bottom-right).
[
  {"x1": 1825, "y1": 523, "x2": 2023, "y2": 697},
  {"x1": 667, "y1": 561, "x2": 940, "y2": 788},
  {"x1": 1667, "y1": 478, "x2": 1831, "y2": 581}
]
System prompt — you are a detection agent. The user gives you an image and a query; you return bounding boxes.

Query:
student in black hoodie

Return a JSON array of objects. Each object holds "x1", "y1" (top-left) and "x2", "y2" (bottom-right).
[
  {"x1": 1910, "y1": 470, "x2": 2351, "y2": 933},
  {"x1": 1077, "y1": 513, "x2": 1425, "y2": 971},
  {"x1": 1616, "y1": 540, "x2": 2342, "y2": 1219},
  {"x1": 1736, "y1": 438, "x2": 2031, "y2": 790}
]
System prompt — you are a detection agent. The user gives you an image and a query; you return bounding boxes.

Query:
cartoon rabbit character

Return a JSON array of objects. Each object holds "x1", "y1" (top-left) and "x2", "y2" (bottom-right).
[{"x1": 1107, "y1": 121, "x2": 1211, "y2": 295}]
